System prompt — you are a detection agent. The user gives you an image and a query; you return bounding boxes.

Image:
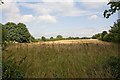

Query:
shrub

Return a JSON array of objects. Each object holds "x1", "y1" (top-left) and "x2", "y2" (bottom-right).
[
  {"x1": 2, "y1": 56, "x2": 26, "y2": 79},
  {"x1": 104, "y1": 56, "x2": 120, "y2": 79}
]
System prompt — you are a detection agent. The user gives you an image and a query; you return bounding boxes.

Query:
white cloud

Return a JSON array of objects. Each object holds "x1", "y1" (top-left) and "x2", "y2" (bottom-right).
[
  {"x1": 79, "y1": 0, "x2": 109, "y2": 9},
  {"x1": 20, "y1": 2, "x2": 87, "y2": 17},
  {"x1": 89, "y1": 15, "x2": 98, "y2": 20},
  {"x1": 21, "y1": 15, "x2": 35, "y2": 23},
  {"x1": 38, "y1": 15, "x2": 57, "y2": 23},
  {"x1": 2, "y1": 0, "x2": 107, "y2": 27},
  {"x1": 2, "y1": 2, "x2": 21, "y2": 23},
  {"x1": 2, "y1": 2, "x2": 34, "y2": 23},
  {"x1": 2, "y1": 2, "x2": 57, "y2": 24}
]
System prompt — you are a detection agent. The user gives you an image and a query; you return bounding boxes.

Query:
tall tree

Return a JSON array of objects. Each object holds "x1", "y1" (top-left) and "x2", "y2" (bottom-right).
[
  {"x1": 2, "y1": 22, "x2": 34, "y2": 43},
  {"x1": 103, "y1": 1, "x2": 120, "y2": 43},
  {"x1": 109, "y1": 20, "x2": 120, "y2": 42}
]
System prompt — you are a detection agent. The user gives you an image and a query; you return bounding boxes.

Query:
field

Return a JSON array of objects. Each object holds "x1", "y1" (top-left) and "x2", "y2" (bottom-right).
[{"x1": 2, "y1": 39, "x2": 119, "y2": 78}]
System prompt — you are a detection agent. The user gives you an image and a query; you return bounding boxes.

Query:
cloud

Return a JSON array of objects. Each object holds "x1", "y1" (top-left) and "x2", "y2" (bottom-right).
[
  {"x1": 2, "y1": 2, "x2": 21, "y2": 23},
  {"x1": 21, "y1": 15, "x2": 35, "y2": 23},
  {"x1": 20, "y1": 2, "x2": 87, "y2": 17},
  {"x1": 2, "y1": 2, "x2": 57, "y2": 24},
  {"x1": 2, "y1": 0, "x2": 106, "y2": 24},
  {"x1": 79, "y1": 0, "x2": 108, "y2": 9},
  {"x1": 2, "y1": 2, "x2": 34, "y2": 23},
  {"x1": 89, "y1": 15, "x2": 98, "y2": 20},
  {"x1": 38, "y1": 15, "x2": 57, "y2": 23}
]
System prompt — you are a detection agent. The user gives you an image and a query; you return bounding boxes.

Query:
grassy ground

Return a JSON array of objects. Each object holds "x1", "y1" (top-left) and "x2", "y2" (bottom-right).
[{"x1": 2, "y1": 39, "x2": 119, "y2": 78}]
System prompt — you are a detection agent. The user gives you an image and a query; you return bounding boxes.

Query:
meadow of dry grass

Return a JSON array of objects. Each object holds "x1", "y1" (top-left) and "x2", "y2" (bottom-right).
[{"x1": 2, "y1": 39, "x2": 119, "y2": 78}]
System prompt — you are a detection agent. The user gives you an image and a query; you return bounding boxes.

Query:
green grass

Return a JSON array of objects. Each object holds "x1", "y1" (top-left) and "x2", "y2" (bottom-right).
[{"x1": 2, "y1": 40, "x2": 119, "y2": 78}]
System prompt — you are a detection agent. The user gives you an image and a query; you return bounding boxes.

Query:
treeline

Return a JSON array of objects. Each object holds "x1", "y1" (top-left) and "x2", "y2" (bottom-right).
[
  {"x1": 0, "y1": 22, "x2": 35, "y2": 44},
  {"x1": 92, "y1": 19, "x2": 120, "y2": 43},
  {"x1": 36, "y1": 35, "x2": 91, "y2": 42}
]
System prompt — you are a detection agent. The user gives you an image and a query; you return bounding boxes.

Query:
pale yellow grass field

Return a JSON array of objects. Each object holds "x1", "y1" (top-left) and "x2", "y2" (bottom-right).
[{"x1": 31, "y1": 39, "x2": 111, "y2": 45}]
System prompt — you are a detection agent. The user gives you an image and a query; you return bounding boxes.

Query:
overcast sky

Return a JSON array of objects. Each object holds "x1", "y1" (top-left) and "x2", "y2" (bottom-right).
[{"x1": 0, "y1": 0, "x2": 118, "y2": 38}]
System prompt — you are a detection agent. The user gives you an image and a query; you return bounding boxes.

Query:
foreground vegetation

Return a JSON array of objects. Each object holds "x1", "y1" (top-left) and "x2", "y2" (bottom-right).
[{"x1": 2, "y1": 40, "x2": 119, "y2": 78}]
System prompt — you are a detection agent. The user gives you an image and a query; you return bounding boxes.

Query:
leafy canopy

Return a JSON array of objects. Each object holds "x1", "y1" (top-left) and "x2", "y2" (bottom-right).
[{"x1": 2, "y1": 22, "x2": 35, "y2": 43}]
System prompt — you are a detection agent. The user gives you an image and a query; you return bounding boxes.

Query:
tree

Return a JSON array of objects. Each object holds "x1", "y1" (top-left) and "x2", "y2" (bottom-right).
[
  {"x1": 104, "y1": 1, "x2": 120, "y2": 18},
  {"x1": 101, "y1": 31, "x2": 108, "y2": 40},
  {"x1": 50, "y1": 37, "x2": 54, "y2": 40},
  {"x1": 74, "y1": 37, "x2": 79, "y2": 39},
  {"x1": 92, "y1": 33, "x2": 101, "y2": 39},
  {"x1": 2, "y1": 22, "x2": 34, "y2": 43},
  {"x1": 109, "y1": 20, "x2": 120, "y2": 42},
  {"x1": 56, "y1": 35, "x2": 63, "y2": 39},
  {"x1": 41, "y1": 36, "x2": 46, "y2": 41},
  {"x1": 16, "y1": 23, "x2": 34, "y2": 42},
  {"x1": 103, "y1": 33, "x2": 114, "y2": 42},
  {"x1": 100, "y1": 20, "x2": 120, "y2": 43},
  {"x1": 68, "y1": 37, "x2": 73, "y2": 39},
  {"x1": 103, "y1": 1, "x2": 120, "y2": 43}
]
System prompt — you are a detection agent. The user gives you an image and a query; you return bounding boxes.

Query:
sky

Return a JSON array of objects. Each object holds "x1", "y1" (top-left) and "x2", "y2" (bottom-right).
[{"x1": 0, "y1": 0, "x2": 118, "y2": 38}]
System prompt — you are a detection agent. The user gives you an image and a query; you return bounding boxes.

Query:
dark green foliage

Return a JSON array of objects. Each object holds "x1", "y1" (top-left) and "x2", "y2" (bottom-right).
[
  {"x1": 41, "y1": 36, "x2": 46, "y2": 41},
  {"x1": 56, "y1": 35, "x2": 63, "y2": 39},
  {"x1": 101, "y1": 31, "x2": 108, "y2": 41},
  {"x1": 103, "y1": 1, "x2": 120, "y2": 42},
  {"x1": 92, "y1": 33, "x2": 101, "y2": 39},
  {"x1": 104, "y1": 20, "x2": 120, "y2": 43},
  {"x1": 2, "y1": 56, "x2": 26, "y2": 79},
  {"x1": 68, "y1": 37, "x2": 74, "y2": 39},
  {"x1": 2, "y1": 22, "x2": 35, "y2": 43},
  {"x1": 80, "y1": 37, "x2": 91, "y2": 39},
  {"x1": 74, "y1": 37, "x2": 79, "y2": 39},
  {"x1": 93, "y1": 19, "x2": 120, "y2": 43},
  {"x1": 109, "y1": 20, "x2": 120, "y2": 43},
  {"x1": 103, "y1": 33, "x2": 114, "y2": 42},
  {"x1": 50, "y1": 37, "x2": 54, "y2": 40},
  {"x1": 104, "y1": 1, "x2": 120, "y2": 18},
  {"x1": 104, "y1": 56, "x2": 120, "y2": 79}
]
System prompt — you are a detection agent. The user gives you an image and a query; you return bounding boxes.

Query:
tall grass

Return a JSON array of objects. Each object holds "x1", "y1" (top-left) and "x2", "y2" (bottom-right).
[{"x1": 2, "y1": 40, "x2": 119, "y2": 78}]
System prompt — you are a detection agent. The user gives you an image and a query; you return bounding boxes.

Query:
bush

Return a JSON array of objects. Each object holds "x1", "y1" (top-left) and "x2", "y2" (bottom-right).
[
  {"x1": 103, "y1": 34, "x2": 113, "y2": 42},
  {"x1": 2, "y1": 56, "x2": 26, "y2": 79},
  {"x1": 41, "y1": 36, "x2": 46, "y2": 41},
  {"x1": 104, "y1": 56, "x2": 120, "y2": 79}
]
